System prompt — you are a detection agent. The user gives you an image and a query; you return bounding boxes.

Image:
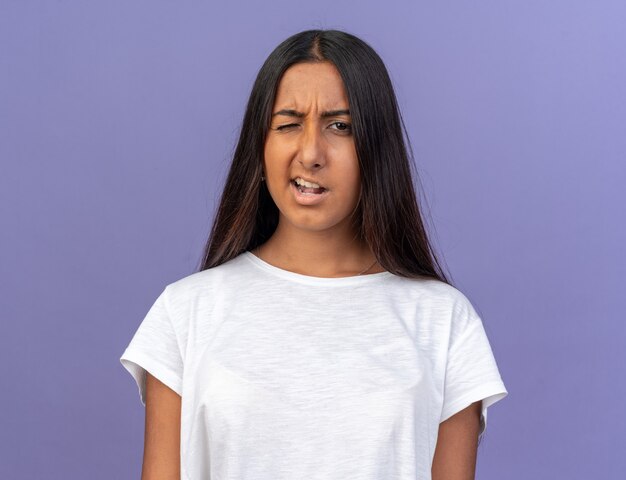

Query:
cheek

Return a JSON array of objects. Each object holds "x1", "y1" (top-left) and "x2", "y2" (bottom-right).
[
  {"x1": 347, "y1": 178, "x2": 361, "y2": 202},
  {"x1": 264, "y1": 139, "x2": 291, "y2": 166},
  {"x1": 344, "y1": 162, "x2": 361, "y2": 199},
  {"x1": 262, "y1": 143, "x2": 273, "y2": 169},
  {"x1": 263, "y1": 145, "x2": 282, "y2": 180}
]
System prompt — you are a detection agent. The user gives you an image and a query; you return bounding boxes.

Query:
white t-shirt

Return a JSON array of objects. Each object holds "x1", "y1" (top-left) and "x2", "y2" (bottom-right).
[{"x1": 120, "y1": 251, "x2": 508, "y2": 479}]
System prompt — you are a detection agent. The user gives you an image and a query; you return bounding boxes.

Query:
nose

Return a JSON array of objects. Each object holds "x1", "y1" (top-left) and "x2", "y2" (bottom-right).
[{"x1": 298, "y1": 121, "x2": 326, "y2": 170}]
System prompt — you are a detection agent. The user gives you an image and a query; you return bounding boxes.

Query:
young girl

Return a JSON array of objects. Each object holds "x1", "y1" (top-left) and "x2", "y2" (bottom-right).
[{"x1": 120, "y1": 29, "x2": 508, "y2": 480}]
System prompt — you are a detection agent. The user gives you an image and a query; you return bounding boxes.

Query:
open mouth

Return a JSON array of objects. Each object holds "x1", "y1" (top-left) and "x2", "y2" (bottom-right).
[
  {"x1": 289, "y1": 180, "x2": 329, "y2": 205},
  {"x1": 290, "y1": 179, "x2": 327, "y2": 195}
]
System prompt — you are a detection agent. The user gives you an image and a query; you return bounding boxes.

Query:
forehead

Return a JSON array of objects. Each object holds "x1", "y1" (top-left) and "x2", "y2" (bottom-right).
[{"x1": 273, "y1": 61, "x2": 349, "y2": 109}]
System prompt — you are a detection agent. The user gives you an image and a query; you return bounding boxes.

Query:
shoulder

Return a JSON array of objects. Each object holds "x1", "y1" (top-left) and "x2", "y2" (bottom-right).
[
  {"x1": 165, "y1": 253, "x2": 248, "y2": 300},
  {"x1": 159, "y1": 253, "x2": 255, "y2": 320},
  {"x1": 420, "y1": 281, "x2": 482, "y2": 344},
  {"x1": 391, "y1": 275, "x2": 474, "y2": 312},
  {"x1": 389, "y1": 276, "x2": 480, "y2": 342}
]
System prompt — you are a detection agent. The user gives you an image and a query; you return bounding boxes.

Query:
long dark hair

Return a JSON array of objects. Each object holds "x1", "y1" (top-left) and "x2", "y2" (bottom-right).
[{"x1": 198, "y1": 29, "x2": 452, "y2": 285}]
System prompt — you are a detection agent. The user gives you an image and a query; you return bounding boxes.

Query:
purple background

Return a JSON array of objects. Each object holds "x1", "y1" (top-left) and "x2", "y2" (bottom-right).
[{"x1": 1, "y1": 1, "x2": 624, "y2": 478}]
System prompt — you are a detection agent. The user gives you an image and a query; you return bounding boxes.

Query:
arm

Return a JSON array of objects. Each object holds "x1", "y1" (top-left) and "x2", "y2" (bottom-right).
[
  {"x1": 431, "y1": 400, "x2": 482, "y2": 480},
  {"x1": 141, "y1": 372, "x2": 182, "y2": 480}
]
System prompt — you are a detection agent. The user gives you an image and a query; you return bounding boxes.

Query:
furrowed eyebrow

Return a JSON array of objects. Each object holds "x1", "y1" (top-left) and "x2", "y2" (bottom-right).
[{"x1": 271, "y1": 109, "x2": 351, "y2": 118}]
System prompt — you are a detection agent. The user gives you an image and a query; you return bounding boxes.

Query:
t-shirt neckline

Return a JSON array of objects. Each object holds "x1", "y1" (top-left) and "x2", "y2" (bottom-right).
[{"x1": 242, "y1": 251, "x2": 394, "y2": 286}]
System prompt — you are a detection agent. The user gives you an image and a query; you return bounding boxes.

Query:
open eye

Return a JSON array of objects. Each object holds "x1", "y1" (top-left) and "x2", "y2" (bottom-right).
[{"x1": 330, "y1": 121, "x2": 352, "y2": 133}]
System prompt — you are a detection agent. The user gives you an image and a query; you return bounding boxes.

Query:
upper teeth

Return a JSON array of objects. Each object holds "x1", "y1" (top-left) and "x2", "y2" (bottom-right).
[{"x1": 295, "y1": 177, "x2": 322, "y2": 189}]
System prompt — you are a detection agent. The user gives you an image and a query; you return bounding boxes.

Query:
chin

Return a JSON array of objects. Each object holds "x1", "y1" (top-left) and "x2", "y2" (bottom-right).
[{"x1": 284, "y1": 211, "x2": 351, "y2": 232}]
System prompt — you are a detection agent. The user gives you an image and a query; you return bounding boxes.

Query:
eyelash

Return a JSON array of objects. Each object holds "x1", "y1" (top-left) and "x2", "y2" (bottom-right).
[{"x1": 275, "y1": 121, "x2": 352, "y2": 133}]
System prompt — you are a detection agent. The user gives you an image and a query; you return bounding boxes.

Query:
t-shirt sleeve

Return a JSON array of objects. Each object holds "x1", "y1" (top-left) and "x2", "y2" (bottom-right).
[
  {"x1": 119, "y1": 285, "x2": 183, "y2": 406},
  {"x1": 440, "y1": 296, "x2": 508, "y2": 440}
]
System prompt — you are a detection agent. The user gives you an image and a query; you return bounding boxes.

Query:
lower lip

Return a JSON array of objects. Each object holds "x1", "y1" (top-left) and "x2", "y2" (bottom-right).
[{"x1": 290, "y1": 181, "x2": 329, "y2": 205}]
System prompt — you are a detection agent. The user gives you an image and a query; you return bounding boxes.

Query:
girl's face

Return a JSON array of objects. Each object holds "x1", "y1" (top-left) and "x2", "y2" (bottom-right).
[{"x1": 263, "y1": 61, "x2": 361, "y2": 235}]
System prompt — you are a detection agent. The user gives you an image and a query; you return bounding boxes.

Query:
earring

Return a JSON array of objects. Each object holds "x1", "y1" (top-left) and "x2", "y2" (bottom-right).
[{"x1": 261, "y1": 174, "x2": 265, "y2": 181}]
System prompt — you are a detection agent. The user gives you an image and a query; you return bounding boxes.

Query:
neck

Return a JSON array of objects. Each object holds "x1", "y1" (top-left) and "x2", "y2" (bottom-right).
[{"x1": 254, "y1": 221, "x2": 382, "y2": 278}]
